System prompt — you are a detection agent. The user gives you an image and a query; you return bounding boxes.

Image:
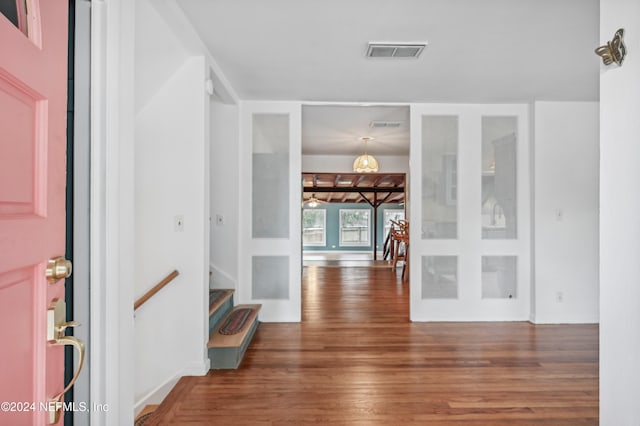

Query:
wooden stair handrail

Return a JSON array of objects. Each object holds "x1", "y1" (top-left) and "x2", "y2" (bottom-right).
[{"x1": 134, "y1": 270, "x2": 179, "y2": 311}]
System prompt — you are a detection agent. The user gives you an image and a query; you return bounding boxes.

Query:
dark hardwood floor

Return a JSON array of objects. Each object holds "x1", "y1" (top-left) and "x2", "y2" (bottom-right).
[{"x1": 148, "y1": 265, "x2": 599, "y2": 425}]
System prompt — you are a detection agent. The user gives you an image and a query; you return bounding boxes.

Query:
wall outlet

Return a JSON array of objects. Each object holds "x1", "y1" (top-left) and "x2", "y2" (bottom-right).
[
  {"x1": 556, "y1": 291, "x2": 564, "y2": 303},
  {"x1": 174, "y1": 215, "x2": 184, "y2": 232}
]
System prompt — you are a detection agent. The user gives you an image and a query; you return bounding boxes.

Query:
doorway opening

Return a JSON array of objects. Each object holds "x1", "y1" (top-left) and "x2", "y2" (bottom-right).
[{"x1": 300, "y1": 104, "x2": 410, "y2": 322}]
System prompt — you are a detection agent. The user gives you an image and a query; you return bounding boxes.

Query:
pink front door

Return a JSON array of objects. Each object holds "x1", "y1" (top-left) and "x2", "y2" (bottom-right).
[{"x1": 0, "y1": 1, "x2": 72, "y2": 425}]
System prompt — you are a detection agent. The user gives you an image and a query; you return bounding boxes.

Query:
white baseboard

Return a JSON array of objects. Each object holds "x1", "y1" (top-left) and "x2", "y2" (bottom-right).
[
  {"x1": 133, "y1": 359, "x2": 210, "y2": 416},
  {"x1": 530, "y1": 314, "x2": 600, "y2": 324},
  {"x1": 134, "y1": 373, "x2": 181, "y2": 417},
  {"x1": 182, "y1": 359, "x2": 210, "y2": 376}
]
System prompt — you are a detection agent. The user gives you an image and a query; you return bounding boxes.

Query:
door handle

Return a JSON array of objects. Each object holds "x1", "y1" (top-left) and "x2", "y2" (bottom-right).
[{"x1": 46, "y1": 299, "x2": 86, "y2": 424}]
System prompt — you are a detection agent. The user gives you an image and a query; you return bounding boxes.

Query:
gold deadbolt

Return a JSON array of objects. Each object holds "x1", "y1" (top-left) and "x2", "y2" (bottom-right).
[{"x1": 46, "y1": 257, "x2": 72, "y2": 284}]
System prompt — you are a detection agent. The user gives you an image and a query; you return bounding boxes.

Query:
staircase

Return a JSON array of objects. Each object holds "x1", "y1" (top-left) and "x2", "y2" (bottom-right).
[{"x1": 208, "y1": 289, "x2": 261, "y2": 369}]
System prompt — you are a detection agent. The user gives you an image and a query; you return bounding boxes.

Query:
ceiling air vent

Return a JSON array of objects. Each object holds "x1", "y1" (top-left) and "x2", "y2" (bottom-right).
[
  {"x1": 370, "y1": 120, "x2": 403, "y2": 128},
  {"x1": 366, "y1": 42, "x2": 427, "y2": 59}
]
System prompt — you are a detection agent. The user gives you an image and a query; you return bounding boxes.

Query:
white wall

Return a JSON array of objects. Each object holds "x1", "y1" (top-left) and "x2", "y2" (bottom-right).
[
  {"x1": 134, "y1": 0, "x2": 188, "y2": 114},
  {"x1": 533, "y1": 102, "x2": 599, "y2": 323},
  {"x1": 600, "y1": 1, "x2": 640, "y2": 423},
  {"x1": 210, "y1": 100, "x2": 240, "y2": 289},
  {"x1": 302, "y1": 154, "x2": 409, "y2": 173},
  {"x1": 134, "y1": 0, "x2": 209, "y2": 411}
]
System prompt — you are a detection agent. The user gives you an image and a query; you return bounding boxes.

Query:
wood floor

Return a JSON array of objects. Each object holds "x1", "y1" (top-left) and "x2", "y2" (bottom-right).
[{"x1": 147, "y1": 266, "x2": 599, "y2": 425}]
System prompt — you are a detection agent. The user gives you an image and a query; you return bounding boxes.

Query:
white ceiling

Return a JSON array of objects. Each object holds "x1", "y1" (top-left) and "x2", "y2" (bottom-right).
[
  {"x1": 176, "y1": 0, "x2": 599, "y2": 156},
  {"x1": 302, "y1": 105, "x2": 410, "y2": 155}
]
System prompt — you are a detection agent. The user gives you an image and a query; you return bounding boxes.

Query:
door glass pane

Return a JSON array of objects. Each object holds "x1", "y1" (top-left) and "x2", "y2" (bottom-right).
[
  {"x1": 422, "y1": 116, "x2": 458, "y2": 239},
  {"x1": 482, "y1": 256, "x2": 517, "y2": 299},
  {"x1": 482, "y1": 117, "x2": 517, "y2": 239},
  {"x1": 0, "y1": 0, "x2": 28, "y2": 36},
  {"x1": 422, "y1": 256, "x2": 458, "y2": 299},
  {"x1": 252, "y1": 256, "x2": 289, "y2": 299},
  {"x1": 252, "y1": 114, "x2": 289, "y2": 238}
]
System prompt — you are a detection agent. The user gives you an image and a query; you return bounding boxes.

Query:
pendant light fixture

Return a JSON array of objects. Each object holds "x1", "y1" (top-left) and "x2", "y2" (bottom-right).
[{"x1": 353, "y1": 136, "x2": 379, "y2": 173}]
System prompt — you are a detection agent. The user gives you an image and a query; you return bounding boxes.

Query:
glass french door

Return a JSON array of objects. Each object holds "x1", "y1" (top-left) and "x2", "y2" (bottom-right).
[
  {"x1": 409, "y1": 104, "x2": 530, "y2": 321},
  {"x1": 238, "y1": 102, "x2": 301, "y2": 321}
]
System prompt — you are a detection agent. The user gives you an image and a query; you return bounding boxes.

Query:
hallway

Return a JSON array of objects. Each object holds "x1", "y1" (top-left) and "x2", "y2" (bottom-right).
[{"x1": 148, "y1": 266, "x2": 598, "y2": 425}]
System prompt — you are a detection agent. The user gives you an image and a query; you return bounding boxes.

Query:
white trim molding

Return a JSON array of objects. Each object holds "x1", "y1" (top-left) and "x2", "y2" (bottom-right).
[{"x1": 90, "y1": 0, "x2": 136, "y2": 424}]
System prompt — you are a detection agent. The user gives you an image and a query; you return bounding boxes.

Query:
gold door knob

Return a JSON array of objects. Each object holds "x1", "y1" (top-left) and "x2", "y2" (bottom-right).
[{"x1": 46, "y1": 257, "x2": 72, "y2": 284}]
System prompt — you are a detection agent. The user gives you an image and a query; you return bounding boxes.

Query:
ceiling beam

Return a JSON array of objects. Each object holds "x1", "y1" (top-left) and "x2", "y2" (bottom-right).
[
  {"x1": 372, "y1": 175, "x2": 386, "y2": 186},
  {"x1": 303, "y1": 187, "x2": 403, "y2": 193},
  {"x1": 358, "y1": 191, "x2": 395, "y2": 208},
  {"x1": 353, "y1": 175, "x2": 365, "y2": 186},
  {"x1": 378, "y1": 192, "x2": 394, "y2": 205},
  {"x1": 358, "y1": 192, "x2": 375, "y2": 208}
]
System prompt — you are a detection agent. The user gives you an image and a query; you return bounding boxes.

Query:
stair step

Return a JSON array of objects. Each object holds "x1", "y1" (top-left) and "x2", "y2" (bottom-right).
[
  {"x1": 209, "y1": 289, "x2": 235, "y2": 334},
  {"x1": 134, "y1": 404, "x2": 159, "y2": 425},
  {"x1": 209, "y1": 289, "x2": 234, "y2": 316},
  {"x1": 208, "y1": 304, "x2": 261, "y2": 369},
  {"x1": 209, "y1": 304, "x2": 261, "y2": 348}
]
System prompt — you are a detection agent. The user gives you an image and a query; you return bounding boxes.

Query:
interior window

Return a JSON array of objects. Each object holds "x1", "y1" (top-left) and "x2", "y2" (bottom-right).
[
  {"x1": 302, "y1": 209, "x2": 326, "y2": 246},
  {"x1": 339, "y1": 209, "x2": 370, "y2": 246},
  {"x1": 383, "y1": 209, "x2": 405, "y2": 240}
]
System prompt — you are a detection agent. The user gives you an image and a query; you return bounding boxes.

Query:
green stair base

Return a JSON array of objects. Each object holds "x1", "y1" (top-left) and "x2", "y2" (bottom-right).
[
  {"x1": 208, "y1": 304, "x2": 261, "y2": 369},
  {"x1": 209, "y1": 290, "x2": 234, "y2": 334}
]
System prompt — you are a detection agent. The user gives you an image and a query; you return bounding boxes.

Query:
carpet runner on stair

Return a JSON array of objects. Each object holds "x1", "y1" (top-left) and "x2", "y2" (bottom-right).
[{"x1": 218, "y1": 307, "x2": 254, "y2": 335}]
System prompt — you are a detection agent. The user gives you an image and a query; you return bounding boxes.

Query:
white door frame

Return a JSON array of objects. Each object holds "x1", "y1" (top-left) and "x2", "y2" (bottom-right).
[
  {"x1": 90, "y1": 0, "x2": 135, "y2": 424},
  {"x1": 238, "y1": 101, "x2": 302, "y2": 322},
  {"x1": 72, "y1": 1, "x2": 92, "y2": 425}
]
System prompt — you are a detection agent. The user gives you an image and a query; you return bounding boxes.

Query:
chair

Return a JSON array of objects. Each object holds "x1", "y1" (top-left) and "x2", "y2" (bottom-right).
[{"x1": 390, "y1": 220, "x2": 410, "y2": 281}]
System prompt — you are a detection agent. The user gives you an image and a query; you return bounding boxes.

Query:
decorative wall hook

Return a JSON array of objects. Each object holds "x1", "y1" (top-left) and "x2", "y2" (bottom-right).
[{"x1": 595, "y1": 28, "x2": 626, "y2": 66}]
